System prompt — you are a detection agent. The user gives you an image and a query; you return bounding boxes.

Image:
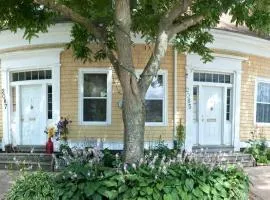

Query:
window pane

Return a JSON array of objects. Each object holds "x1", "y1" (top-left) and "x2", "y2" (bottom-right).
[
  {"x1": 47, "y1": 85, "x2": 53, "y2": 119},
  {"x1": 193, "y1": 73, "x2": 199, "y2": 81},
  {"x1": 257, "y1": 103, "x2": 270, "y2": 123},
  {"x1": 257, "y1": 82, "x2": 270, "y2": 103},
  {"x1": 206, "y1": 73, "x2": 212, "y2": 82},
  {"x1": 84, "y1": 74, "x2": 107, "y2": 97},
  {"x1": 32, "y1": 71, "x2": 38, "y2": 80},
  {"x1": 145, "y1": 75, "x2": 164, "y2": 99},
  {"x1": 19, "y1": 72, "x2": 25, "y2": 81},
  {"x1": 145, "y1": 100, "x2": 163, "y2": 122},
  {"x1": 12, "y1": 73, "x2": 18, "y2": 82},
  {"x1": 45, "y1": 70, "x2": 52, "y2": 79},
  {"x1": 213, "y1": 74, "x2": 219, "y2": 82},
  {"x1": 83, "y1": 99, "x2": 107, "y2": 121},
  {"x1": 218, "y1": 74, "x2": 225, "y2": 83},
  {"x1": 226, "y1": 88, "x2": 232, "y2": 121},
  {"x1": 193, "y1": 86, "x2": 198, "y2": 121},
  {"x1": 225, "y1": 75, "x2": 231, "y2": 83},
  {"x1": 199, "y1": 73, "x2": 206, "y2": 82},
  {"x1": 48, "y1": 111, "x2": 52, "y2": 120},
  {"x1": 39, "y1": 70, "x2": 45, "y2": 79},
  {"x1": 26, "y1": 72, "x2": 32, "y2": 80}
]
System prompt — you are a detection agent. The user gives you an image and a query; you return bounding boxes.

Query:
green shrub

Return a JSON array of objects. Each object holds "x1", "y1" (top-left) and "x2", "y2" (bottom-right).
[
  {"x1": 245, "y1": 138, "x2": 269, "y2": 163},
  {"x1": 6, "y1": 171, "x2": 58, "y2": 200},
  {"x1": 55, "y1": 159, "x2": 249, "y2": 200}
]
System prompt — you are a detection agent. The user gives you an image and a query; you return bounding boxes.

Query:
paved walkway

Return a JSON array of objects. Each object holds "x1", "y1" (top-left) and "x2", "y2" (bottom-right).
[
  {"x1": 245, "y1": 166, "x2": 270, "y2": 200},
  {"x1": 0, "y1": 171, "x2": 18, "y2": 200},
  {"x1": 1, "y1": 167, "x2": 270, "y2": 199}
]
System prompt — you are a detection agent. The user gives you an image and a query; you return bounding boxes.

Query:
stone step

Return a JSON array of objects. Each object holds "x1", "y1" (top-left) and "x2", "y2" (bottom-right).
[
  {"x1": 190, "y1": 152, "x2": 255, "y2": 167},
  {"x1": 192, "y1": 145, "x2": 234, "y2": 153},
  {"x1": 0, "y1": 153, "x2": 54, "y2": 171},
  {"x1": 0, "y1": 161, "x2": 53, "y2": 171},
  {"x1": 194, "y1": 154, "x2": 254, "y2": 162},
  {"x1": 15, "y1": 145, "x2": 46, "y2": 153},
  {"x1": 0, "y1": 153, "x2": 53, "y2": 162}
]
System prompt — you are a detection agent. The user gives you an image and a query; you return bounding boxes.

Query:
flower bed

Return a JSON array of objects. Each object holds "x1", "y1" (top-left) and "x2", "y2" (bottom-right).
[{"x1": 6, "y1": 148, "x2": 249, "y2": 200}]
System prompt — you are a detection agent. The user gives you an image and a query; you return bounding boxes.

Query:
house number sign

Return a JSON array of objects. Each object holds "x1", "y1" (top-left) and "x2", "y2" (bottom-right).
[{"x1": 1, "y1": 89, "x2": 7, "y2": 109}]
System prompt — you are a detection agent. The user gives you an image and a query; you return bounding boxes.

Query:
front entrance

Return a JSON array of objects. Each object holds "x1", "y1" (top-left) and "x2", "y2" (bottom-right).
[
  {"x1": 191, "y1": 71, "x2": 234, "y2": 147},
  {"x1": 20, "y1": 85, "x2": 47, "y2": 145},
  {"x1": 200, "y1": 86, "x2": 223, "y2": 145}
]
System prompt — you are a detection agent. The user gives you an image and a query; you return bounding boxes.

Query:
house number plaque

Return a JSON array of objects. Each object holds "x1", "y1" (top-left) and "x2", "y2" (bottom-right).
[{"x1": 1, "y1": 89, "x2": 7, "y2": 109}]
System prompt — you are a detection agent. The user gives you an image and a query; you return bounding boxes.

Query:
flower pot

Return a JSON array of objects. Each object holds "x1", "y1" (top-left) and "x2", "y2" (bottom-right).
[{"x1": 46, "y1": 137, "x2": 54, "y2": 154}]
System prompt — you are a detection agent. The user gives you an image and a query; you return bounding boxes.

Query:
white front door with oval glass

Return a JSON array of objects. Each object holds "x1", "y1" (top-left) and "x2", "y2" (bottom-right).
[
  {"x1": 21, "y1": 85, "x2": 47, "y2": 145},
  {"x1": 199, "y1": 86, "x2": 223, "y2": 145}
]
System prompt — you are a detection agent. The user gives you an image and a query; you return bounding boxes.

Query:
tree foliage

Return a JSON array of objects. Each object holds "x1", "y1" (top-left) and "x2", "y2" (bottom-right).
[
  {"x1": 0, "y1": 0, "x2": 270, "y2": 162},
  {"x1": 0, "y1": 0, "x2": 269, "y2": 62}
]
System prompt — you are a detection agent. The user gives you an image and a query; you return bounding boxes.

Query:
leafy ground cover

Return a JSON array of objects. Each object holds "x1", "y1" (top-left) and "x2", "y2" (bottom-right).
[{"x1": 6, "y1": 146, "x2": 249, "y2": 200}]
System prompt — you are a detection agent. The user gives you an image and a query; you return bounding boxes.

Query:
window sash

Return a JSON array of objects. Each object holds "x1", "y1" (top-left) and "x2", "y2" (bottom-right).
[
  {"x1": 256, "y1": 81, "x2": 270, "y2": 123},
  {"x1": 81, "y1": 70, "x2": 110, "y2": 124},
  {"x1": 145, "y1": 74, "x2": 166, "y2": 124}
]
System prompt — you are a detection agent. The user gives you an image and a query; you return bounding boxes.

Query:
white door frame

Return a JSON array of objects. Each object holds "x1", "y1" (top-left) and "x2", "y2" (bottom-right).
[
  {"x1": 0, "y1": 48, "x2": 62, "y2": 149},
  {"x1": 185, "y1": 53, "x2": 246, "y2": 152}
]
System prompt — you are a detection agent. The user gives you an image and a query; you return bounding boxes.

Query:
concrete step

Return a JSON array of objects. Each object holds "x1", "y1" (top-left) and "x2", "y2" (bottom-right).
[
  {"x1": 0, "y1": 153, "x2": 52, "y2": 162},
  {"x1": 192, "y1": 145, "x2": 234, "y2": 153},
  {"x1": 190, "y1": 152, "x2": 255, "y2": 167},
  {"x1": 15, "y1": 145, "x2": 46, "y2": 153},
  {"x1": 0, "y1": 161, "x2": 53, "y2": 171},
  {"x1": 0, "y1": 153, "x2": 54, "y2": 171}
]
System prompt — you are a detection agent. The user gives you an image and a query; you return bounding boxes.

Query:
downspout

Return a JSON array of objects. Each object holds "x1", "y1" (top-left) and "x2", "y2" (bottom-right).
[{"x1": 173, "y1": 48, "x2": 178, "y2": 145}]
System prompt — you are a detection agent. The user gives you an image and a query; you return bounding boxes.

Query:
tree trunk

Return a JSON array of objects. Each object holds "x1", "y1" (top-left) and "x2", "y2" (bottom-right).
[
  {"x1": 114, "y1": 0, "x2": 145, "y2": 163},
  {"x1": 122, "y1": 89, "x2": 145, "y2": 163}
]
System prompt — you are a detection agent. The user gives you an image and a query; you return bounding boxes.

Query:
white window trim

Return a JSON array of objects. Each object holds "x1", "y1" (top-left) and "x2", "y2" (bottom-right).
[
  {"x1": 254, "y1": 77, "x2": 270, "y2": 126},
  {"x1": 78, "y1": 68, "x2": 112, "y2": 125},
  {"x1": 137, "y1": 70, "x2": 168, "y2": 126}
]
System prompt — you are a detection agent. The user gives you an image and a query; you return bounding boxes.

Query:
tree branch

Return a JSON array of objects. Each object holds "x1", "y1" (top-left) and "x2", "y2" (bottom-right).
[
  {"x1": 138, "y1": 30, "x2": 168, "y2": 96},
  {"x1": 168, "y1": 15, "x2": 204, "y2": 39},
  {"x1": 34, "y1": 0, "x2": 104, "y2": 40},
  {"x1": 33, "y1": 0, "x2": 122, "y2": 77},
  {"x1": 164, "y1": 0, "x2": 193, "y2": 25}
]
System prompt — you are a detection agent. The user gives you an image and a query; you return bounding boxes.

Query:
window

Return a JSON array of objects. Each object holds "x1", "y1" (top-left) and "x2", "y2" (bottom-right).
[
  {"x1": 47, "y1": 85, "x2": 53, "y2": 120},
  {"x1": 193, "y1": 72, "x2": 232, "y2": 84},
  {"x1": 12, "y1": 70, "x2": 52, "y2": 82},
  {"x1": 193, "y1": 86, "x2": 199, "y2": 121},
  {"x1": 145, "y1": 73, "x2": 167, "y2": 125},
  {"x1": 80, "y1": 69, "x2": 112, "y2": 124},
  {"x1": 256, "y1": 81, "x2": 270, "y2": 123},
  {"x1": 226, "y1": 88, "x2": 232, "y2": 121}
]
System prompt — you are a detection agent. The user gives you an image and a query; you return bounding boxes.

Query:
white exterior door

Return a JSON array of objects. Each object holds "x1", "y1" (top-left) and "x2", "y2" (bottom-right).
[
  {"x1": 200, "y1": 86, "x2": 223, "y2": 145},
  {"x1": 21, "y1": 85, "x2": 46, "y2": 145}
]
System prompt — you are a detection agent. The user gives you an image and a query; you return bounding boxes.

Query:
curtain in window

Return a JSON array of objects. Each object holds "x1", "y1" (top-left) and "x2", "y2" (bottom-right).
[{"x1": 256, "y1": 82, "x2": 270, "y2": 123}]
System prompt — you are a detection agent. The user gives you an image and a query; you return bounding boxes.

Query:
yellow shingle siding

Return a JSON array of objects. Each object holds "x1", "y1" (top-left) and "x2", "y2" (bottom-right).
[
  {"x1": 0, "y1": 72, "x2": 2, "y2": 138},
  {"x1": 240, "y1": 55, "x2": 270, "y2": 141},
  {"x1": 60, "y1": 45, "x2": 186, "y2": 143}
]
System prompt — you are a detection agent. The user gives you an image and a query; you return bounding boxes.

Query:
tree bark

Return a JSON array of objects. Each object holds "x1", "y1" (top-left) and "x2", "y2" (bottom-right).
[
  {"x1": 122, "y1": 89, "x2": 145, "y2": 163},
  {"x1": 114, "y1": 0, "x2": 144, "y2": 163}
]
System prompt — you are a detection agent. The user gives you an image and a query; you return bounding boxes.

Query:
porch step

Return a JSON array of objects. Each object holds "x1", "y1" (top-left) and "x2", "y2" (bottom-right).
[
  {"x1": 190, "y1": 152, "x2": 255, "y2": 167},
  {"x1": 192, "y1": 145, "x2": 234, "y2": 153},
  {"x1": 15, "y1": 145, "x2": 46, "y2": 153},
  {"x1": 0, "y1": 153, "x2": 54, "y2": 171}
]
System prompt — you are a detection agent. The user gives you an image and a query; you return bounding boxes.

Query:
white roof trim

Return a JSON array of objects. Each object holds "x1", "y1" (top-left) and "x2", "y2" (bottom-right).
[
  {"x1": 209, "y1": 29, "x2": 270, "y2": 58},
  {"x1": 0, "y1": 23, "x2": 72, "y2": 51},
  {"x1": 0, "y1": 23, "x2": 269, "y2": 58}
]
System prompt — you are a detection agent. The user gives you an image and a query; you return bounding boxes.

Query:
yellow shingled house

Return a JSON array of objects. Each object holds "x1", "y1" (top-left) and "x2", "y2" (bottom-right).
[{"x1": 0, "y1": 20, "x2": 270, "y2": 152}]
